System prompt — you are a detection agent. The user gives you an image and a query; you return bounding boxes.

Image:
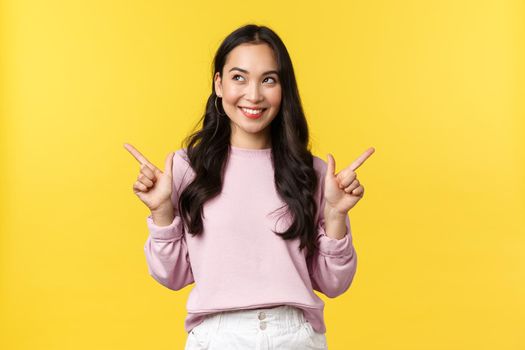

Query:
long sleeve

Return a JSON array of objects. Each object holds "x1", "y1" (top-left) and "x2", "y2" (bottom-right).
[
  {"x1": 307, "y1": 157, "x2": 358, "y2": 298},
  {"x1": 143, "y1": 149, "x2": 194, "y2": 290}
]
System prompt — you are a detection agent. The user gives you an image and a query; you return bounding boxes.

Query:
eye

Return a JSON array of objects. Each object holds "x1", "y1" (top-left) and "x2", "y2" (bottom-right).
[
  {"x1": 232, "y1": 74, "x2": 245, "y2": 81},
  {"x1": 264, "y1": 76, "x2": 278, "y2": 84}
]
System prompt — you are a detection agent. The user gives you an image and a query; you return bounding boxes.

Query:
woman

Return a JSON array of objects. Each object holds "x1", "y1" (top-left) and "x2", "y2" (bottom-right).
[{"x1": 124, "y1": 23, "x2": 374, "y2": 350}]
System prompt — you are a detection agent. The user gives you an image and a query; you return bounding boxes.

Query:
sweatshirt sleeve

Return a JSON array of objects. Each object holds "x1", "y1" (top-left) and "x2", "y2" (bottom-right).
[
  {"x1": 143, "y1": 149, "x2": 194, "y2": 291},
  {"x1": 307, "y1": 157, "x2": 358, "y2": 298}
]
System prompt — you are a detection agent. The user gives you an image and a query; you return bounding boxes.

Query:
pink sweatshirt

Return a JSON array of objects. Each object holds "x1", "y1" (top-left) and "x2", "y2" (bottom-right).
[{"x1": 144, "y1": 145, "x2": 357, "y2": 334}]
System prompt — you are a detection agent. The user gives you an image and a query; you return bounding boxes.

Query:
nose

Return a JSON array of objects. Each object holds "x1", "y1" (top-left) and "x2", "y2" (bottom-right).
[{"x1": 245, "y1": 81, "x2": 263, "y2": 102}]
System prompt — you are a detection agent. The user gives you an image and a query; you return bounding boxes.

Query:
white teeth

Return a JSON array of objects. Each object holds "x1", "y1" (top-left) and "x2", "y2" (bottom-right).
[{"x1": 241, "y1": 107, "x2": 263, "y2": 114}]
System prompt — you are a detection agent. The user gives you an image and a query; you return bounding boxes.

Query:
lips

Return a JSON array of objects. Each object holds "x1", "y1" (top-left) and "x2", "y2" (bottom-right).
[
  {"x1": 238, "y1": 106, "x2": 266, "y2": 119},
  {"x1": 239, "y1": 106, "x2": 267, "y2": 111}
]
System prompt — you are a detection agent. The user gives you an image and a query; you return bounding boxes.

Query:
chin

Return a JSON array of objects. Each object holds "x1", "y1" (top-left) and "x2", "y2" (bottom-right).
[
  {"x1": 230, "y1": 120, "x2": 265, "y2": 134},
  {"x1": 240, "y1": 125, "x2": 266, "y2": 134}
]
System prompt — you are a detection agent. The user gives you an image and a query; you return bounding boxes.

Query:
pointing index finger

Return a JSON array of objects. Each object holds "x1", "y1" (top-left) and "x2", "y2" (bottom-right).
[
  {"x1": 123, "y1": 143, "x2": 158, "y2": 171},
  {"x1": 349, "y1": 147, "x2": 375, "y2": 171}
]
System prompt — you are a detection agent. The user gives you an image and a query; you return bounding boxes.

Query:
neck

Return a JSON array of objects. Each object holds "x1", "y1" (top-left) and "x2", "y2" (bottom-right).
[
  {"x1": 230, "y1": 138, "x2": 272, "y2": 150},
  {"x1": 230, "y1": 124, "x2": 271, "y2": 149}
]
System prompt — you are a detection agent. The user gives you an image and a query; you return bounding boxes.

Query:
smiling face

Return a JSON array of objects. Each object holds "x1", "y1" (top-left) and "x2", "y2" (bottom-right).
[{"x1": 214, "y1": 43, "x2": 282, "y2": 149}]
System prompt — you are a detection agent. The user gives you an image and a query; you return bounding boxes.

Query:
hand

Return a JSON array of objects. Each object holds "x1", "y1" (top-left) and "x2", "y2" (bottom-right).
[
  {"x1": 324, "y1": 147, "x2": 375, "y2": 214},
  {"x1": 123, "y1": 143, "x2": 174, "y2": 212}
]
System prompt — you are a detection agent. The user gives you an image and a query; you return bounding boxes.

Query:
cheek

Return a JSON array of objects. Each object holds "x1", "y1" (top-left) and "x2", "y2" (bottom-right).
[
  {"x1": 268, "y1": 88, "x2": 282, "y2": 108},
  {"x1": 221, "y1": 94, "x2": 236, "y2": 107},
  {"x1": 222, "y1": 91, "x2": 242, "y2": 107},
  {"x1": 222, "y1": 82, "x2": 242, "y2": 98}
]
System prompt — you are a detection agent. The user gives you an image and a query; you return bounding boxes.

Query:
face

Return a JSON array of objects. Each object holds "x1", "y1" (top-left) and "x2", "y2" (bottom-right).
[{"x1": 214, "y1": 43, "x2": 282, "y2": 148}]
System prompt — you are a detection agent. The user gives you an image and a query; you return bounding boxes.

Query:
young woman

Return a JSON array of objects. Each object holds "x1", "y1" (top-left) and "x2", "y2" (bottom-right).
[{"x1": 124, "y1": 24, "x2": 374, "y2": 350}]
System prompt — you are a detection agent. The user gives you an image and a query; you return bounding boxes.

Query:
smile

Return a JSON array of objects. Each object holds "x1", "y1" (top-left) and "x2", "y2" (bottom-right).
[{"x1": 238, "y1": 106, "x2": 267, "y2": 119}]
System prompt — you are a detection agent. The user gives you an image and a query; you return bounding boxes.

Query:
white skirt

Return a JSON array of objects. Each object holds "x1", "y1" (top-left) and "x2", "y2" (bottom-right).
[{"x1": 184, "y1": 305, "x2": 328, "y2": 350}]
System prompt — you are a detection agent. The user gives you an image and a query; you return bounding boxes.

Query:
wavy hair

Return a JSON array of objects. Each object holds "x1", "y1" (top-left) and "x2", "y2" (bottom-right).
[{"x1": 178, "y1": 24, "x2": 320, "y2": 258}]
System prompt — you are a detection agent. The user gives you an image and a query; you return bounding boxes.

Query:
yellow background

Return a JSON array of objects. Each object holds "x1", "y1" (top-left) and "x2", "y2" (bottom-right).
[{"x1": 1, "y1": 0, "x2": 524, "y2": 349}]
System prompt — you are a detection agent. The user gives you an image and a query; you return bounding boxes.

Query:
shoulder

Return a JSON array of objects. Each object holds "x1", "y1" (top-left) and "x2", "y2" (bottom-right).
[
  {"x1": 174, "y1": 147, "x2": 189, "y2": 162},
  {"x1": 172, "y1": 147, "x2": 194, "y2": 180},
  {"x1": 172, "y1": 147, "x2": 192, "y2": 170},
  {"x1": 312, "y1": 154, "x2": 328, "y2": 177}
]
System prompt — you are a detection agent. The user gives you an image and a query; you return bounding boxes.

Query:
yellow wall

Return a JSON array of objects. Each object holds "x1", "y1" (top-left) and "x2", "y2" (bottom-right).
[{"x1": 1, "y1": 0, "x2": 524, "y2": 349}]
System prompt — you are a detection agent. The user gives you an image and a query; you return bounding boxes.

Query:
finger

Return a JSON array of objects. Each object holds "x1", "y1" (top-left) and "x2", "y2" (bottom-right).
[
  {"x1": 351, "y1": 185, "x2": 364, "y2": 196},
  {"x1": 123, "y1": 143, "x2": 159, "y2": 172},
  {"x1": 344, "y1": 179, "x2": 360, "y2": 193},
  {"x1": 337, "y1": 172, "x2": 357, "y2": 189},
  {"x1": 348, "y1": 147, "x2": 375, "y2": 172},
  {"x1": 138, "y1": 173, "x2": 154, "y2": 188},
  {"x1": 133, "y1": 181, "x2": 147, "y2": 192},
  {"x1": 140, "y1": 164, "x2": 156, "y2": 181},
  {"x1": 326, "y1": 153, "x2": 336, "y2": 178},
  {"x1": 164, "y1": 152, "x2": 175, "y2": 178}
]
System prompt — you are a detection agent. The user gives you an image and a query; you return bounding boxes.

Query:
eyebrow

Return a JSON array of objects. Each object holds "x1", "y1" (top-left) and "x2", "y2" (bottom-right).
[{"x1": 228, "y1": 67, "x2": 279, "y2": 75}]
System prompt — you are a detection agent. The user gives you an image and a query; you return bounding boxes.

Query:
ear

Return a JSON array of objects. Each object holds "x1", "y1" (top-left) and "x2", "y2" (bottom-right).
[{"x1": 214, "y1": 72, "x2": 223, "y2": 97}]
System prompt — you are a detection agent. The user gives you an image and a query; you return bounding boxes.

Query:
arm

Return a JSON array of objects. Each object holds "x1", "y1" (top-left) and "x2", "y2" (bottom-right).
[
  {"x1": 307, "y1": 158, "x2": 358, "y2": 298},
  {"x1": 143, "y1": 149, "x2": 194, "y2": 290}
]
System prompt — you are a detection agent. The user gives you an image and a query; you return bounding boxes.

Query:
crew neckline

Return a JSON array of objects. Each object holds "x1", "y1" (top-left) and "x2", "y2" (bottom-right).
[{"x1": 229, "y1": 145, "x2": 272, "y2": 157}]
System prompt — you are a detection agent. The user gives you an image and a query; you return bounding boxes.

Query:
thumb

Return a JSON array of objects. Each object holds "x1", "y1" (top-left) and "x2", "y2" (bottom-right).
[
  {"x1": 326, "y1": 153, "x2": 336, "y2": 179},
  {"x1": 164, "y1": 152, "x2": 175, "y2": 177}
]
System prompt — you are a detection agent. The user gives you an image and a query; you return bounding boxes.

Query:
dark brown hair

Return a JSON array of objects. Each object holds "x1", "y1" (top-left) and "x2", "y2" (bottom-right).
[{"x1": 178, "y1": 24, "x2": 320, "y2": 258}]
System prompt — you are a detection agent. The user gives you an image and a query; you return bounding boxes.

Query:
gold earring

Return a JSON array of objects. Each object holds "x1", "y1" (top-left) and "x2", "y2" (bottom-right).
[{"x1": 214, "y1": 96, "x2": 225, "y2": 116}]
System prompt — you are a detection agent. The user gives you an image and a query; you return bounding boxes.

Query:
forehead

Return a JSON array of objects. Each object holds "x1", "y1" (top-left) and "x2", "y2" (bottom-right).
[{"x1": 224, "y1": 43, "x2": 278, "y2": 72}]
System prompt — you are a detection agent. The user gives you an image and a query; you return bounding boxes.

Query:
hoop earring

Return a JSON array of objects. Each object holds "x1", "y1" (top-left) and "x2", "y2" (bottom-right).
[
  {"x1": 211, "y1": 115, "x2": 220, "y2": 140},
  {"x1": 214, "y1": 95, "x2": 226, "y2": 116},
  {"x1": 211, "y1": 96, "x2": 223, "y2": 140}
]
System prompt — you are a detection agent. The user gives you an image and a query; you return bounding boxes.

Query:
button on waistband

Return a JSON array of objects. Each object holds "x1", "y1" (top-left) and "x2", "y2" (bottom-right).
[
  {"x1": 259, "y1": 321, "x2": 267, "y2": 330},
  {"x1": 258, "y1": 311, "x2": 266, "y2": 320}
]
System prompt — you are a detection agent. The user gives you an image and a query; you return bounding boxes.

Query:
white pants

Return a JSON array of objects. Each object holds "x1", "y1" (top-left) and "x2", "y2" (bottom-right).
[{"x1": 184, "y1": 305, "x2": 328, "y2": 350}]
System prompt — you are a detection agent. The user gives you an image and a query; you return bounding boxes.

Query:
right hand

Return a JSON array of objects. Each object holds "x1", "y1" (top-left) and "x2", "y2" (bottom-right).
[{"x1": 123, "y1": 143, "x2": 175, "y2": 212}]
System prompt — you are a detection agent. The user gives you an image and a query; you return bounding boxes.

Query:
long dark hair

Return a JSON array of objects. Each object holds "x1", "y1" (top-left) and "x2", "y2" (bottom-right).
[{"x1": 178, "y1": 24, "x2": 320, "y2": 259}]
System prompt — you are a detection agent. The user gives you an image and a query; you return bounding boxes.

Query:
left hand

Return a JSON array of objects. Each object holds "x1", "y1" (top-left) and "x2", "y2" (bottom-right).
[{"x1": 324, "y1": 147, "x2": 375, "y2": 214}]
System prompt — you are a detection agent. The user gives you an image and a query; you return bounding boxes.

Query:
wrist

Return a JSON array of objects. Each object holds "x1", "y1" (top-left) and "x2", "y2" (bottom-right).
[
  {"x1": 324, "y1": 204, "x2": 348, "y2": 220},
  {"x1": 323, "y1": 207, "x2": 348, "y2": 240},
  {"x1": 151, "y1": 203, "x2": 175, "y2": 223},
  {"x1": 151, "y1": 201, "x2": 174, "y2": 214},
  {"x1": 151, "y1": 206, "x2": 175, "y2": 227}
]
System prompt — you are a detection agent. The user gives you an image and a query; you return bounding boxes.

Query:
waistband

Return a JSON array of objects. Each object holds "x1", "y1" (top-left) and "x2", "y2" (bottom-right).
[{"x1": 200, "y1": 305, "x2": 306, "y2": 334}]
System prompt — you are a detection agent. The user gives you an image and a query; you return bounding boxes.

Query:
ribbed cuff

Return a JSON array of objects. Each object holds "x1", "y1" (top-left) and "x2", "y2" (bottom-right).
[
  {"x1": 146, "y1": 214, "x2": 184, "y2": 241},
  {"x1": 316, "y1": 224, "x2": 354, "y2": 257}
]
